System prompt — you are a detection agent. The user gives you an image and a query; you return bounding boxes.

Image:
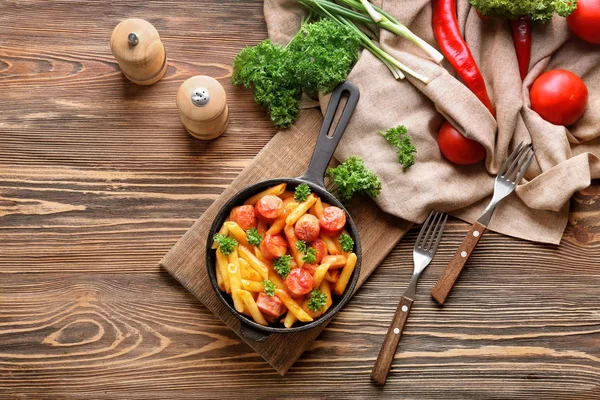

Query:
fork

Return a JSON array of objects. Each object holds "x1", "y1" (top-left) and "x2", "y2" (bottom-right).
[
  {"x1": 371, "y1": 211, "x2": 448, "y2": 385},
  {"x1": 431, "y1": 143, "x2": 536, "y2": 305}
]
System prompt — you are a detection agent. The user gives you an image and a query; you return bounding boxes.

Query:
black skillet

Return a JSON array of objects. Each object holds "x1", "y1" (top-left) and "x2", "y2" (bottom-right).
[{"x1": 206, "y1": 81, "x2": 361, "y2": 342}]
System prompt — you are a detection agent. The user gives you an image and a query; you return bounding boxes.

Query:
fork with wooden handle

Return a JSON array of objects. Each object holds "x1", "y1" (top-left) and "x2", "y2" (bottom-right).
[
  {"x1": 371, "y1": 211, "x2": 448, "y2": 385},
  {"x1": 431, "y1": 143, "x2": 536, "y2": 305}
]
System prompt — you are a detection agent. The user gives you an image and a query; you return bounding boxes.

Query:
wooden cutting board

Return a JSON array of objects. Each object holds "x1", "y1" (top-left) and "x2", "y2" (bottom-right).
[{"x1": 159, "y1": 108, "x2": 412, "y2": 375}]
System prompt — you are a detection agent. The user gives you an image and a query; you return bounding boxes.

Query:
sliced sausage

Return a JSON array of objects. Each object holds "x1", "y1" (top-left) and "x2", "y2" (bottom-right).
[
  {"x1": 294, "y1": 214, "x2": 320, "y2": 242},
  {"x1": 256, "y1": 292, "x2": 287, "y2": 318},
  {"x1": 255, "y1": 195, "x2": 284, "y2": 220},
  {"x1": 311, "y1": 238, "x2": 328, "y2": 263},
  {"x1": 259, "y1": 233, "x2": 288, "y2": 260},
  {"x1": 229, "y1": 205, "x2": 257, "y2": 230},
  {"x1": 302, "y1": 263, "x2": 317, "y2": 275},
  {"x1": 285, "y1": 267, "x2": 314, "y2": 297},
  {"x1": 319, "y1": 206, "x2": 346, "y2": 236}
]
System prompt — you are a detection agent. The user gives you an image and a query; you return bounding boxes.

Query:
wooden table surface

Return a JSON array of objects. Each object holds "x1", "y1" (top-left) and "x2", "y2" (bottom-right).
[{"x1": 1, "y1": 1, "x2": 599, "y2": 398}]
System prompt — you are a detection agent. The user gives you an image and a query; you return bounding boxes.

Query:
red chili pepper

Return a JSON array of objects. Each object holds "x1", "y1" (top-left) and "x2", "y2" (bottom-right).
[
  {"x1": 510, "y1": 16, "x2": 531, "y2": 80},
  {"x1": 432, "y1": 0, "x2": 495, "y2": 117}
]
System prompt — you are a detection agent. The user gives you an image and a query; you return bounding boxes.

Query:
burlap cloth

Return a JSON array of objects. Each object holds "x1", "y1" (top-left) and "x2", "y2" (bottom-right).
[{"x1": 264, "y1": 0, "x2": 600, "y2": 244}]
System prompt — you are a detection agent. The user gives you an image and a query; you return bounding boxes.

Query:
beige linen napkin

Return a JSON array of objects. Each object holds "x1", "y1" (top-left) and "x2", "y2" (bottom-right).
[{"x1": 264, "y1": 0, "x2": 600, "y2": 244}]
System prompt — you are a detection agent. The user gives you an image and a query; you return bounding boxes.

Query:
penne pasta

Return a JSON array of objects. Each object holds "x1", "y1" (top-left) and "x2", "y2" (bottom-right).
[
  {"x1": 283, "y1": 310, "x2": 297, "y2": 328},
  {"x1": 334, "y1": 252, "x2": 357, "y2": 296},
  {"x1": 241, "y1": 279, "x2": 265, "y2": 292},
  {"x1": 223, "y1": 221, "x2": 250, "y2": 247},
  {"x1": 286, "y1": 193, "x2": 318, "y2": 226},
  {"x1": 284, "y1": 224, "x2": 305, "y2": 267},
  {"x1": 239, "y1": 258, "x2": 262, "y2": 281},
  {"x1": 325, "y1": 269, "x2": 341, "y2": 283},
  {"x1": 320, "y1": 234, "x2": 342, "y2": 255},
  {"x1": 320, "y1": 280, "x2": 333, "y2": 312},
  {"x1": 238, "y1": 245, "x2": 269, "y2": 280},
  {"x1": 267, "y1": 201, "x2": 298, "y2": 235},
  {"x1": 228, "y1": 263, "x2": 244, "y2": 312},
  {"x1": 321, "y1": 254, "x2": 347, "y2": 269},
  {"x1": 311, "y1": 198, "x2": 324, "y2": 219},
  {"x1": 244, "y1": 183, "x2": 287, "y2": 206},
  {"x1": 257, "y1": 219, "x2": 267, "y2": 235},
  {"x1": 216, "y1": 248, "x2": 231, "y2": 293},
  {"x1": 216, "y1": 264, "x2": 225, "y2": 291},
  {"x1": 275, "y1": 289, "x2": 313, "y2": 322},
  {"x1": 227, "y1": 247, "x2": 239, "y2": 266},
  {"x1": 238, "y1": 289, "x2": 268, "y2": 325},
  {"x1": 280, "y1": 191, "x2": 294, "y2": 200},
  {"x1": 313, "y1": 263, "x2": 330, "y2": 288}
]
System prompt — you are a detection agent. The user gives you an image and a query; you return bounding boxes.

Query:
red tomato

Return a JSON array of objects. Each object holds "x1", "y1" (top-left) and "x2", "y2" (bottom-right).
[
  {"x1": 437, "y1": 122, "x2": 486, "y2": 165},
  {"x1": 294, "y1": 214, "x2": 320, "y2": 242},
  {"x1": 256, "y1": 293, "x2": 286, "y2": 318},
  {"x1": 311, "y1": 238, "x2": 328, "y2": 263},
  {"x1": 229, "y1": 205, "x2": 257, "y2": 230},
  {"x1": 255, "y1": 195, "x2": 283, "y2": 220},
  {"x1": 285, "y1": 267, "x2": 314, "y2": 297},
  {"x1": 530, "y1": 69, "x2": 588, "y2": 126},
  {"x1": 259, "y1": 234, "x2": 288, "y2": 260},
  {"x1": 319, "y1": 206, "x2": 346, "y2": 237},
  {"x1": 567, "y1": 0, "x2": 600, "y2": 44}
]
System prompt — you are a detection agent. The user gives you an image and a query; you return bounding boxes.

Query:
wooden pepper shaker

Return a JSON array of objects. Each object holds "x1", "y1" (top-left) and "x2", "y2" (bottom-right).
[
  {"x1": 110, "y1": 18, "x2": 167, "y2": 85},
  {"x1": 176, "y1": 76, "x2": 229, "y2": 140}
]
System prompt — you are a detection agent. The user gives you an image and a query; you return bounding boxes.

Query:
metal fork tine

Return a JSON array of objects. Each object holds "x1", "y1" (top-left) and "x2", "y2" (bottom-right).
[
  {"x1": 515, "y1": 149, "x2": 536, "y2": 184},
  {"x1": 415, "y1": 211, "x2": 435, "y2": 249},
  {"x1": 423, "y1": 212, "x2": 443, "y2": 251},
  {"x1": 498, "y1": 142, "x2": 524, "y2": 176},
  {"x1": 508, "y1": 146, "x2": 533, "y2": 182},
  {"x1": 430, "y1": 214, "x2": 448, "y2": 254},
  {"x1": 504, "y1": 144, "x2": 531, "y2": 180}
]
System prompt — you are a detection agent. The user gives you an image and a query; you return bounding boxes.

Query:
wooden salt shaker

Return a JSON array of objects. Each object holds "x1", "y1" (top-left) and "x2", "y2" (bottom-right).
[
  {"x1": 110, "y1": 18, "x2": 167, "y2": 85},
  {"x1": 176, "y1": 76, "x2": 229, "y2": 140}
]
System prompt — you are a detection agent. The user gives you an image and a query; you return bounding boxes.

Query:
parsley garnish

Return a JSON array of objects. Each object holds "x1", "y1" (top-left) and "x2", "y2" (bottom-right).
[
  {"x1": 381, "y1": 125, "x2": 416, "y2": 170},
  {"x1": 246, "y1": 228, "x2": 263, "y2": 247},
  {"x1": 262, "y1": 280, "x2": 276, "y2": 296},
  {"x1": 296, "y1": 240, "x2": 308, "y2": 253},
  {"x1": 303, "y1": 247, "x2": 317, "y2": 264},
  {"x1": 296, "y1": 240, "x2": 317, "y2": 264},
  {"x1": 273, "y1": 255, "x2": 292, "y2": 278},
  {"x1": 307, "y1": 289, "x2": 327, "y2": 312},
  {"x1": 339, "y1": 233, "x2": 354, "y2": 252},
  {"x1": 231, "y1": 20, "x2": 360, "y2": 129},
  {"x1": 213, "y1": 234, "x2": 238, "y2": 255},
  {"x1": 326, "y1": 156, "x2": 382, "y2": 203},
  {"x1": 294, "y1": 183, "x2": 311, "y2": 202},
  {"x1": 469, "y1": 0, "x2": 576, "y2": 22}
]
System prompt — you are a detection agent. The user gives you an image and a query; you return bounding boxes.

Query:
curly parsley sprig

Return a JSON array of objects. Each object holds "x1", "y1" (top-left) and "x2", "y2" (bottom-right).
[
  {"x1": 273, "y1": 255, "x2": 292, "y2": 278},
  {"x1": 468, "y1": 0, "x2": 576, "y2": 22},
  {"x1": 246, "y1": 228, "x2": 263, "y2": 247},
  {"x1": 381, "y1": 125, "x2": 416, "y2": 170},
  {"x1": 231, "y1": 19, "x2": 360, "y2": 129},
  {"x1": 262, "y1": 280, "x2": 276, "y2": 296},
  {"x1": 339, "y1": 233, "x2": 354, "y2": 252},
  {"x1": 326, "y1": 156, "x2": 382, "y2": 203},
  {"x1": 296, "y1": 240, "x2": 317, "y2": 264},
  {"x1": 308, "y1": 289, "x2": 327, "y2": 312},
  {"x1": 213, "y1": 234, "x2": 238, "y2": 255},
  {"x1": 294, "y1": 183, "x2": 311, "y2": 202}
]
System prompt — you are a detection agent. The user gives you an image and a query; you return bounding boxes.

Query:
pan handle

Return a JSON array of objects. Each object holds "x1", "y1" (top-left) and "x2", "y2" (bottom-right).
[
  {"x1": 300, "y1": 81, "x2": 360, "y2": 188},
  {"x1": 239, "y1": 323, "x2": 270, "y2": 343}
]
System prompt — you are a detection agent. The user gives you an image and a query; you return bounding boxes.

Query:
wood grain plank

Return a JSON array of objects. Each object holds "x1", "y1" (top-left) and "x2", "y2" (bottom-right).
[{"x1": 1, "y1": 0, "x2": 599, "y2": 397}]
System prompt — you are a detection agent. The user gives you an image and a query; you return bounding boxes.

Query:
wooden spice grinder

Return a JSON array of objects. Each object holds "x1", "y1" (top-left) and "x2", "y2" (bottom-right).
[
  {"x1": 110, "y1": 18, "x2": 167, "y2": 85},
  {"x1": 176, "y1": 76, "x2": 229, "y2": 140}
]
